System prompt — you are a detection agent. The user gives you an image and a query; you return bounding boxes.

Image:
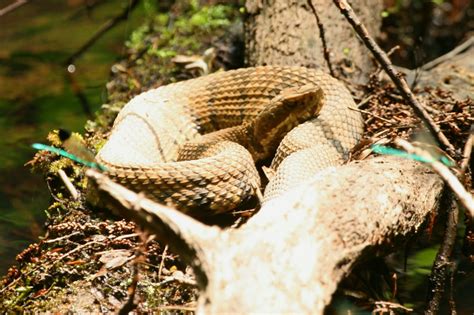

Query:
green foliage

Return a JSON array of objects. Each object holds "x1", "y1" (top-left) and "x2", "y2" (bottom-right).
[
  {"x1": 126, "y1": 1, "x2": 234, "y2": 60},
  {"x1": 126, "y1": 24, "x2": 151, "y2": 51},
  {"x1": 408, "y1": 247, "x2": 438, "y2": 276},
  {"x1": 142, "y1": 0, "x2": 158, "y2": 16},
  {"x1": 396, "y1": 245, "x2": 440, "y2": 306},
  {"x1": 182, "y1": 5, "x2": 232, "y2": 30}
]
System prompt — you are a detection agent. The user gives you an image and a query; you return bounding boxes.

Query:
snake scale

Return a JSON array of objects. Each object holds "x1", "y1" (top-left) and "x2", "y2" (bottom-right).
[{"x1": 96, "y1": 66, "x2": 364, "y2": 216}]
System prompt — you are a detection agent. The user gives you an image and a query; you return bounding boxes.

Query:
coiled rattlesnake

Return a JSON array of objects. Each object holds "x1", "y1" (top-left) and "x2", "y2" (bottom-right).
[{"x1": 96, "y1": 66, "x2": 364, "y2": 216}]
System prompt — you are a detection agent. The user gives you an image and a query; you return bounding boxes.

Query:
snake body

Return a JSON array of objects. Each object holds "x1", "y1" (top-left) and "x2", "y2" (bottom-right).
[{"x1": 96, "y1": 66, "x2": 364, "y2": 216}]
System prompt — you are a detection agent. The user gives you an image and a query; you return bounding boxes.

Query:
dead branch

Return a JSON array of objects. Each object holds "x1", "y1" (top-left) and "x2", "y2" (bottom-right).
[
  {"x1": 421, "y1": 36, "x2": 474, "y2": 71},
  {"x1": 460, "y1": 125, "x2": 474, "y2": 178},
  {"x1": 58, "y1": 169, "x2": 79, "y2": 200},
  {"x1": 425, "y1": 193, "x2": 458, "y2": 315},
  {"x1": 86, "y1": 168, "x2": 220, "y2": 290},
  {"x1": 332, "y1": 0, "x2": 456, "y2": 155}
]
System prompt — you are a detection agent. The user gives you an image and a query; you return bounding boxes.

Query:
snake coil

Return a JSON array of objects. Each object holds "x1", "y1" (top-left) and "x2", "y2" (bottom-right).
[{"x1": 96, "y1": 66, "x2": 364, "y2": 216}]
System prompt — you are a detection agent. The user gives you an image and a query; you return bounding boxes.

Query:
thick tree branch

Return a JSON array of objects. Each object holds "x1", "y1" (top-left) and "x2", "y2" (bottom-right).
[{"x1": 86, "y1": 169, "x2": 220, "y2": 289}]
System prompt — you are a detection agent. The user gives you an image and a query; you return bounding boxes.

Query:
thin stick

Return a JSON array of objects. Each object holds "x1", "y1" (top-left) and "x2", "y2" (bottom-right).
[
  {"x1": 356, "y1": 94, "x2": 373, "y2": 108},
  {"x1": 158, "y1": 244, "x2": 169, "y2": 280},
  {"x1": 422, "y1": 36, "x2": 474, "y2": 71},
  {"x1": 58, "y1": 169, "x2": 79, "y2": 200},
  {"x1": 0, "y1": 0, "x2": 28, "y2": 17},
  {"x1": 332, "y1": 0, "x2": 456, "y2": 155},
  {"x1": 348, "y1": 106, "x2": 393, "y2": 124},
  {"x1": 425, "y1": 193, "x2": 458, "y2": 314},
  {"x1": 44, "y1": 231, "x2": 81, "y2": 244},
  {"x1": 157, "y1": 274, "x2": 197, "y2": 286},
  {"x1": 307, "y1": 0, "x2": 334, "y2": 77},
  {"x1": 395, "y1": 139, "x2": 474, "y2": 218},
  {"x1": 460, "y1": 125, "x2": 474, "y2": 178}
]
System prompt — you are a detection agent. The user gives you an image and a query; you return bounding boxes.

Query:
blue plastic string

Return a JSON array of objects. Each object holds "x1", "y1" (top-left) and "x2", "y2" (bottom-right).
[
  {"x1": 371, "y1": 144, "x2": 454, "y2": 167},
  {"x1": 32, "y1": 143, "x2": 107, "y2": 171}
]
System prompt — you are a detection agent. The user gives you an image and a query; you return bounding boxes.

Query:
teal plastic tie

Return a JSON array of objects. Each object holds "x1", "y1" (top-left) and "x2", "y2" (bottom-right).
[
  {"x1": 371, "y1": 144, "x2": 454, "y2": 167},
  {"x1": 32, "y1": 143, "x2": 107, "y2": 171}
]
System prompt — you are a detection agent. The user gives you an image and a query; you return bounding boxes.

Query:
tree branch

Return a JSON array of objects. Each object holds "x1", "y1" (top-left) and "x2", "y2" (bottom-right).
[
  {"x1": 332, "y1": 0, "x2": 456, "y2": 155},
  {"x1": 425, "y1": 193, "x2": 458, "y2": 314}
]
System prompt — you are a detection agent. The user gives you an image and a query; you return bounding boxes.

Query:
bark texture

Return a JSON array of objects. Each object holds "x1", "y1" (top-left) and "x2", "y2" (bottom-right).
[
  {"x1": 405, "y1": 37, "x2": 474, "y2": 101},
  {"x1": 245, "y1": 0, "x2": 383, "y2": 83}
]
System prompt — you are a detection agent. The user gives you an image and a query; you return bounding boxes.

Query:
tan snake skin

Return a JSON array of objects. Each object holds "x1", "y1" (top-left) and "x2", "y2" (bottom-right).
[{"x1": 96, "y1": 66, "x2": 364, "y2": 216}]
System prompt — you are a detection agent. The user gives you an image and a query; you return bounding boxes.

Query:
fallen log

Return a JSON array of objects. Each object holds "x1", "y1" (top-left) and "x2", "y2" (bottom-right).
[{"x1": 88, "y1": 156, "x2": 444, "y2": 313}]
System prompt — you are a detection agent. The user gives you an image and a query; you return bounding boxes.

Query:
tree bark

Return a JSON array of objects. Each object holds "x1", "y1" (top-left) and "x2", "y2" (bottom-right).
[
  {"x1": 245, "y1": 0, "x2": 383, "y2": 83},
  {"x1": 404, "y1": 37, "x2": 474, "y2": 101}
]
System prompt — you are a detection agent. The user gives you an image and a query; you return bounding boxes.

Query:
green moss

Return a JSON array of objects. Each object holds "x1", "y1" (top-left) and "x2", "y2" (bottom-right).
[{"x1": 126, "y1": 1, "x2": 234, "y2": 66}]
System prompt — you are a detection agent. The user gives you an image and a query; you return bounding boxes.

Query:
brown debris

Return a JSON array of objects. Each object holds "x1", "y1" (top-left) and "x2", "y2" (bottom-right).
[{"x1": 354, "y1": 74, "x2": 473, "y2": 159}]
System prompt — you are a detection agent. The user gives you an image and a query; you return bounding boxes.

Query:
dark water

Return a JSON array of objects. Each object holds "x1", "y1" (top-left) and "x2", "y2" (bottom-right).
[{"x1": 0, "y1": 0, "x2": 145, "y2": 274}]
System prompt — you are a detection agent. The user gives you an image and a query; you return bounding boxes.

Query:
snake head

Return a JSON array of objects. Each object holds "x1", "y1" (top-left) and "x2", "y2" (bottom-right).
[{"x1": 248, "y1": 85, "x2": 325, "y2": 161}]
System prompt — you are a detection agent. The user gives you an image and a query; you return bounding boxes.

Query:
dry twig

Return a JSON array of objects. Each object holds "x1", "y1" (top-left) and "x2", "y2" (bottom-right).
[
  {"x1": 158, "y1": 244, "x2": 168, "y2": 280},
  {"x1": 58, "y1": 169, "x2": 79, "y2": 200},
  {"x1": 421, "y1": 36, "x2": 474, "y2": 71},
  {"x1": 460, "y1": 125, "x2": 474, "y2": 178},
  {"x1": 0, "y1": 0, "x2": 28, "y2": 17},
  {"x1": 395, "y1": 139, "x2": 474, "y2": 218}
]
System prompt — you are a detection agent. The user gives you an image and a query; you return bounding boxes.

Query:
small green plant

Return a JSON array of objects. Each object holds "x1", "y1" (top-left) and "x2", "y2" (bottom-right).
[{"x1": 126, "y1": 1, "x2": 234, "y2": 60}]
